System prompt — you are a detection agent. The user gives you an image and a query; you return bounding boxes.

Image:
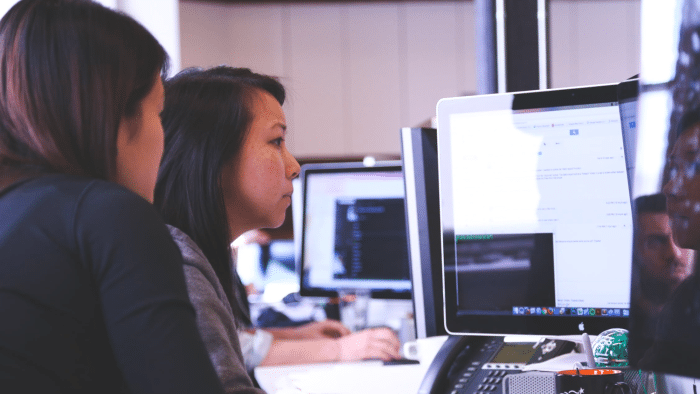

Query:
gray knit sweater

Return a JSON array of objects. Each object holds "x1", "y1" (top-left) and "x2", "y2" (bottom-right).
[{"x1": 168, "y1": 225, "x2": 267, "y2": 394}]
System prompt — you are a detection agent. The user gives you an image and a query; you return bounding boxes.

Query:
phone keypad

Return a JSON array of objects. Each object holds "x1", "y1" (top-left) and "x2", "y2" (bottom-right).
[{"x1": 445, "y1": 338, "x2": 522, "y2": 394}]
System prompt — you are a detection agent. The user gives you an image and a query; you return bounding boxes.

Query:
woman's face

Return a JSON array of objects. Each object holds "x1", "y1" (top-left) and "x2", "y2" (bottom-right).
[
  {"x1": 222, "y1": 90, "x2": 300, "y2": 240},
  {"x1": 115, "y1": 77, "x2": 165, "y2": 202},
  {"x1": 663, "y1": 123, "x2": 700, "y2": 250}
]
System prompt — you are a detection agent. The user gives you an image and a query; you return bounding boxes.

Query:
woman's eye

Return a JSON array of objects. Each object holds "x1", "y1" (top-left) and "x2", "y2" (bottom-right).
[{"x1": 272, "y1": 137, "x2": 284, "y2": 146}]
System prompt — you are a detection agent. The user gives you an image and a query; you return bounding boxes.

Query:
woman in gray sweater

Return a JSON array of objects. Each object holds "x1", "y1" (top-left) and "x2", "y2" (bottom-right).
[{"x1": 154, "y1": 66, "x2": 401, "y2": 393}]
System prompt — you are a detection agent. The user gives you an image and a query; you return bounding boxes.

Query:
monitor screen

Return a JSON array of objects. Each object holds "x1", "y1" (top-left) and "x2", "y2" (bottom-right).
[
  {"x1": 298, "y1": 161, "x2": 412, "y2": 299},
  {"x1": 400, "y1": 127, "x2": 447, "y2": 338},
  {"x1": 438, "y1": 83, "x2": 634, "y2": 336}
]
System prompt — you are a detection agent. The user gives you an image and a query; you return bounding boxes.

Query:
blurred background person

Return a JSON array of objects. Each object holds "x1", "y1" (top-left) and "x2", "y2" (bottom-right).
[
  {"x1": 638, "y1": 110, "x2": 700, "y2": 375},
  {"x1": 634, "y1": 193, "x2": 694, "y2": 313},
  {"x1": 632, "y1": 194, "x2": 694, "y2": 341}
]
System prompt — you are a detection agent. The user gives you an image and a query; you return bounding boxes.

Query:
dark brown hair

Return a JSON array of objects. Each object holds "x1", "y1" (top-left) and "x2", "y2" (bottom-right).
[
  {"x1": 155, "y1": 67, "x2": 285, "y2": 325},
  {"x1": 0, "y1": 0, "x2": 168, "y2": 188},
  {"x1": 635, "y1": 193, "x2": 667, "y2": 215}
]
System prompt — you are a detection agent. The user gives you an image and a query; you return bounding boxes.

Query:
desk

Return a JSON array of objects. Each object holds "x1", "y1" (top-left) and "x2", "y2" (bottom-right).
[
  {"x1": 253, "y1": 334, "x2": 600, "y2": 393},
  {"x1": 254, "y1": 336, "x2": 448, "y2": 394},
  {"x1": 255, "y1": 360, "x2": 428, "y2": 394}
]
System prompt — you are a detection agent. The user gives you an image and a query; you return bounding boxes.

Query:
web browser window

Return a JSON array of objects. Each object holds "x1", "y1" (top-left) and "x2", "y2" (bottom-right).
[{"x1": 448, "y1": 102, "x2": 633, "y2": 312}]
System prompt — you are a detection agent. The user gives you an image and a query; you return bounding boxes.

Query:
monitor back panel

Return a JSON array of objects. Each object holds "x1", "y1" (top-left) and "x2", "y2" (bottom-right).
[{"x1": 401, "y1": 127, "x2": 447, "y2": 338}]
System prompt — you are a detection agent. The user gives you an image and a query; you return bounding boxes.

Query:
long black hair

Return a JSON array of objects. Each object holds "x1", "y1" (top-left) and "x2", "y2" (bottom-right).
[{"x1": 154, "y1": 66, "x2": 285, "y2": 325}]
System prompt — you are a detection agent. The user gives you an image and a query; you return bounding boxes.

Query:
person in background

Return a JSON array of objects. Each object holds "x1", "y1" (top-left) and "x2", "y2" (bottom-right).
[
  {"x1": 154, "y1": 66, "x2": 401, "y2": 392},
  {"x1": 633, "y1": 193, "x2": 694, "y2": 316},
  {"x1": 638, "y1": 110, "x2": 700, "y2": 375},
  {"x1": 0, "y1": 1, "x2": 225, "y2": 393},
  {"x1": 631, "y1": 193, "x2": 694, "y2": 355}
]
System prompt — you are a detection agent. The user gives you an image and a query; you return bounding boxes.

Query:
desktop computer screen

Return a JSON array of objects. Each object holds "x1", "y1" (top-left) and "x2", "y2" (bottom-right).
[
  {"x1": 438, "y1": 83, "x2": 634, "y2": 336},
  {"x1": 298, "y1": 161, "x2": 412, "y2": 299},
  {"x1": 400, "y1": 127, "x2": 448, "y2": 338}
]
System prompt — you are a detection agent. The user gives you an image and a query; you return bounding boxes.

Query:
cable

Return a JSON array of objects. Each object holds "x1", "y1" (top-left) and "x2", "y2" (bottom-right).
[{"x1": 637, "y1": 370, "x2": 648, "y2": 394}]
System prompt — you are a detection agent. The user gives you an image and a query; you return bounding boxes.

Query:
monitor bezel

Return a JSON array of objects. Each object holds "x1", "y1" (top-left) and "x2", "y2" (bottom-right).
[
  {"x1": 438, "y1": 83, "x2": 631, "y2": 336},
  {"x1": 617, "y1": 78, "x2": 639, "y2": 191},
  {"x1": 297, "y1": 160, "x2": 412, "y2": 300},
  {"x1": 400, "y1": 127, "x2": 447, "y2": 338}
]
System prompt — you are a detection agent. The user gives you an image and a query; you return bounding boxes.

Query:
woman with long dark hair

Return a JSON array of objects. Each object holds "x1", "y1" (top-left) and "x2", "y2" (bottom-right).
[
  {"x1": 0, "y1": 1, "x2": 224, "y2": 393},
  {"x1": 155, "y1": 66, "x2": 401, "y2": 392}
]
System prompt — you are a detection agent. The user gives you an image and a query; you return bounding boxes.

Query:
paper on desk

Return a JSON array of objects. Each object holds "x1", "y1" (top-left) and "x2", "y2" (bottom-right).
[{"x1": 275, "y1": 362, "x2": 425, "y2": 394}]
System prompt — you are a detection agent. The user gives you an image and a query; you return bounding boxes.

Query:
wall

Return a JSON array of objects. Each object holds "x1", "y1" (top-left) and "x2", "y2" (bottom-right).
[
  {"x1": 179, "y1": 0, "x2": 641, "y2": 157},
  {"x1": 549, "y1": 0, "x2": 640, "y2": 87}
]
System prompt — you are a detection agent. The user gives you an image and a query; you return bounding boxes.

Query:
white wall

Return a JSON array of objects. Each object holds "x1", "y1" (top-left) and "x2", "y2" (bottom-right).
[
  {"x1": 549, "y1": 0, "x2": 641, "y2": 87},
  {"x1": 179, "y1": 1, "x2": 475, "y2": 157},
  {"x1": 179, "y1": 0, "x2": 641, "y2": 158}
]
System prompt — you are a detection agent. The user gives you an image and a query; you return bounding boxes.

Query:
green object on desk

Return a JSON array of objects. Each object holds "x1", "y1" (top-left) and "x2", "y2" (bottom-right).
[{"x1": 592, "y1": 328, "x2": 629, "y2": 367}]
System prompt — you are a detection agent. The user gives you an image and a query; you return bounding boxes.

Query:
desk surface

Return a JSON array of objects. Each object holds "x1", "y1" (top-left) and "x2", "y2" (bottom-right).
[
  {"x1": 255, "y1": 359, "x2": 430, "y2": 394},
  {"x1": 254, "y1": 335, "x2": 448, "y2": 394},
  {"x1": 254, "y1": 334, "x2": 594, "y2": 393}
]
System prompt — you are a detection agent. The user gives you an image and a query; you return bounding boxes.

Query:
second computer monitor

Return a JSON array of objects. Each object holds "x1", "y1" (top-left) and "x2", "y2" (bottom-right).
[
  {"x1": 438, "y1": 83, "x2": 634, "y2": 336},
  {"x1": 298, "y1": 161, "x2": 412, "y2": 299}
]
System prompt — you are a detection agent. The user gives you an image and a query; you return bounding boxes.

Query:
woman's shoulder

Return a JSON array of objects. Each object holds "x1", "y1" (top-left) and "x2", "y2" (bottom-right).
[
  {"x1": 12, "y1": 173, "x2": 147, "y2": 207},
  {"x1": 167, "y1": 226, "x2": 234, "y2": 311},
  {"x1": 1, "y1": 173, "x2": 154, "y2": 225},
  {"x1": 167, "y1": 226, "x2": 221, "y2": 285},
  {"x1": 167, "y1": 226, "x2": 209, "y2": 268}
]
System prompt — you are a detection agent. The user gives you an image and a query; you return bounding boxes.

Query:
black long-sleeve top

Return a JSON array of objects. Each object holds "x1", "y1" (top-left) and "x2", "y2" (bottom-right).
[{"x1": 0, "y1": 174, "x2": 225, "y2": 394}]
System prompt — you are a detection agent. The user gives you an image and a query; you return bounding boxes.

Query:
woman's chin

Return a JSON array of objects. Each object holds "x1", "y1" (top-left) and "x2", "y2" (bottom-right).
[{"x1": 266, "y1": 216, "x2": 287, "y2": 230}]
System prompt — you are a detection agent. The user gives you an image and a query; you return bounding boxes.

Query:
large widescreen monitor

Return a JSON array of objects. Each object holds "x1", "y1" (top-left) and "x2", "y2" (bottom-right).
[
  {"x1": 438, "y1": 83, "x2": 635, "y2": 336},
  {"x1": 298, "y1": 161, "x2": 412, "y2": 299}
]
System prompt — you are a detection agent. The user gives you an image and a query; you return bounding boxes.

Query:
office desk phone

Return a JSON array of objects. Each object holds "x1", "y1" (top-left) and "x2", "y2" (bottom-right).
[{"x1": 418, "y1": 335, "x2": 575, "y2": 394}]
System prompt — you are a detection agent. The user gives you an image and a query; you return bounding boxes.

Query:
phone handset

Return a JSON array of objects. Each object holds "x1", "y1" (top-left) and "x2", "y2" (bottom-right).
[{"x1": 417, "y1": 335, "x2": 493, "y2": 394}]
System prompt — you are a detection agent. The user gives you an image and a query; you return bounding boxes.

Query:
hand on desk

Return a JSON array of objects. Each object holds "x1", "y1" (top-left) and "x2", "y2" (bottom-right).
[
  {"x1": 338, "y1": 327, "x2": 401, "y2": 361},
  {"x1": 293, "y1": 320, "x2": 352, "y2": 339},
  {"x1": 259, "y1": 323, "x2": 400, "y2": 366},
  {"x1": 266, "y1": 319, "x2": 352, "y2": 340}
]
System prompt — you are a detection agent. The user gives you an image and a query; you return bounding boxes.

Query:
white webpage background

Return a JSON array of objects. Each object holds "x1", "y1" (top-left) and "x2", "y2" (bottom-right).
[
  {"x1": 303, "y1": 172, "x2": 407, "y2": 290},
  {"x1": 448, "y1": 104, "x2": 632, "y2": 308}
]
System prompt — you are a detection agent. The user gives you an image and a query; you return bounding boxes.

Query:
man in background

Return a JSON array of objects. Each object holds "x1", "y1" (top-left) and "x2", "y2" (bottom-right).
[{"x1": 632, "y1": 193, "x2": 695, "y2": 341}]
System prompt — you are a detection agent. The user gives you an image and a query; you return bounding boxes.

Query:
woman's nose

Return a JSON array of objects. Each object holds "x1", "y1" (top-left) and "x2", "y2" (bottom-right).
[{"x1": 285, "y1": 149, "x2": 300, "y2": 180}]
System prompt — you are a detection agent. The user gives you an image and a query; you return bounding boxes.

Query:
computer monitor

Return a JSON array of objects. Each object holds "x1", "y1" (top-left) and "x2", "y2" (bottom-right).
[
  {"x1": 438, "y1": 83, "x2": 634, "y2": 336},
  {"x1": 400, "y1": 127, "x2": 448, "y2": 338},
  {"x1": 298, "y1": 161, "x2": 412, "y2": 299}
]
